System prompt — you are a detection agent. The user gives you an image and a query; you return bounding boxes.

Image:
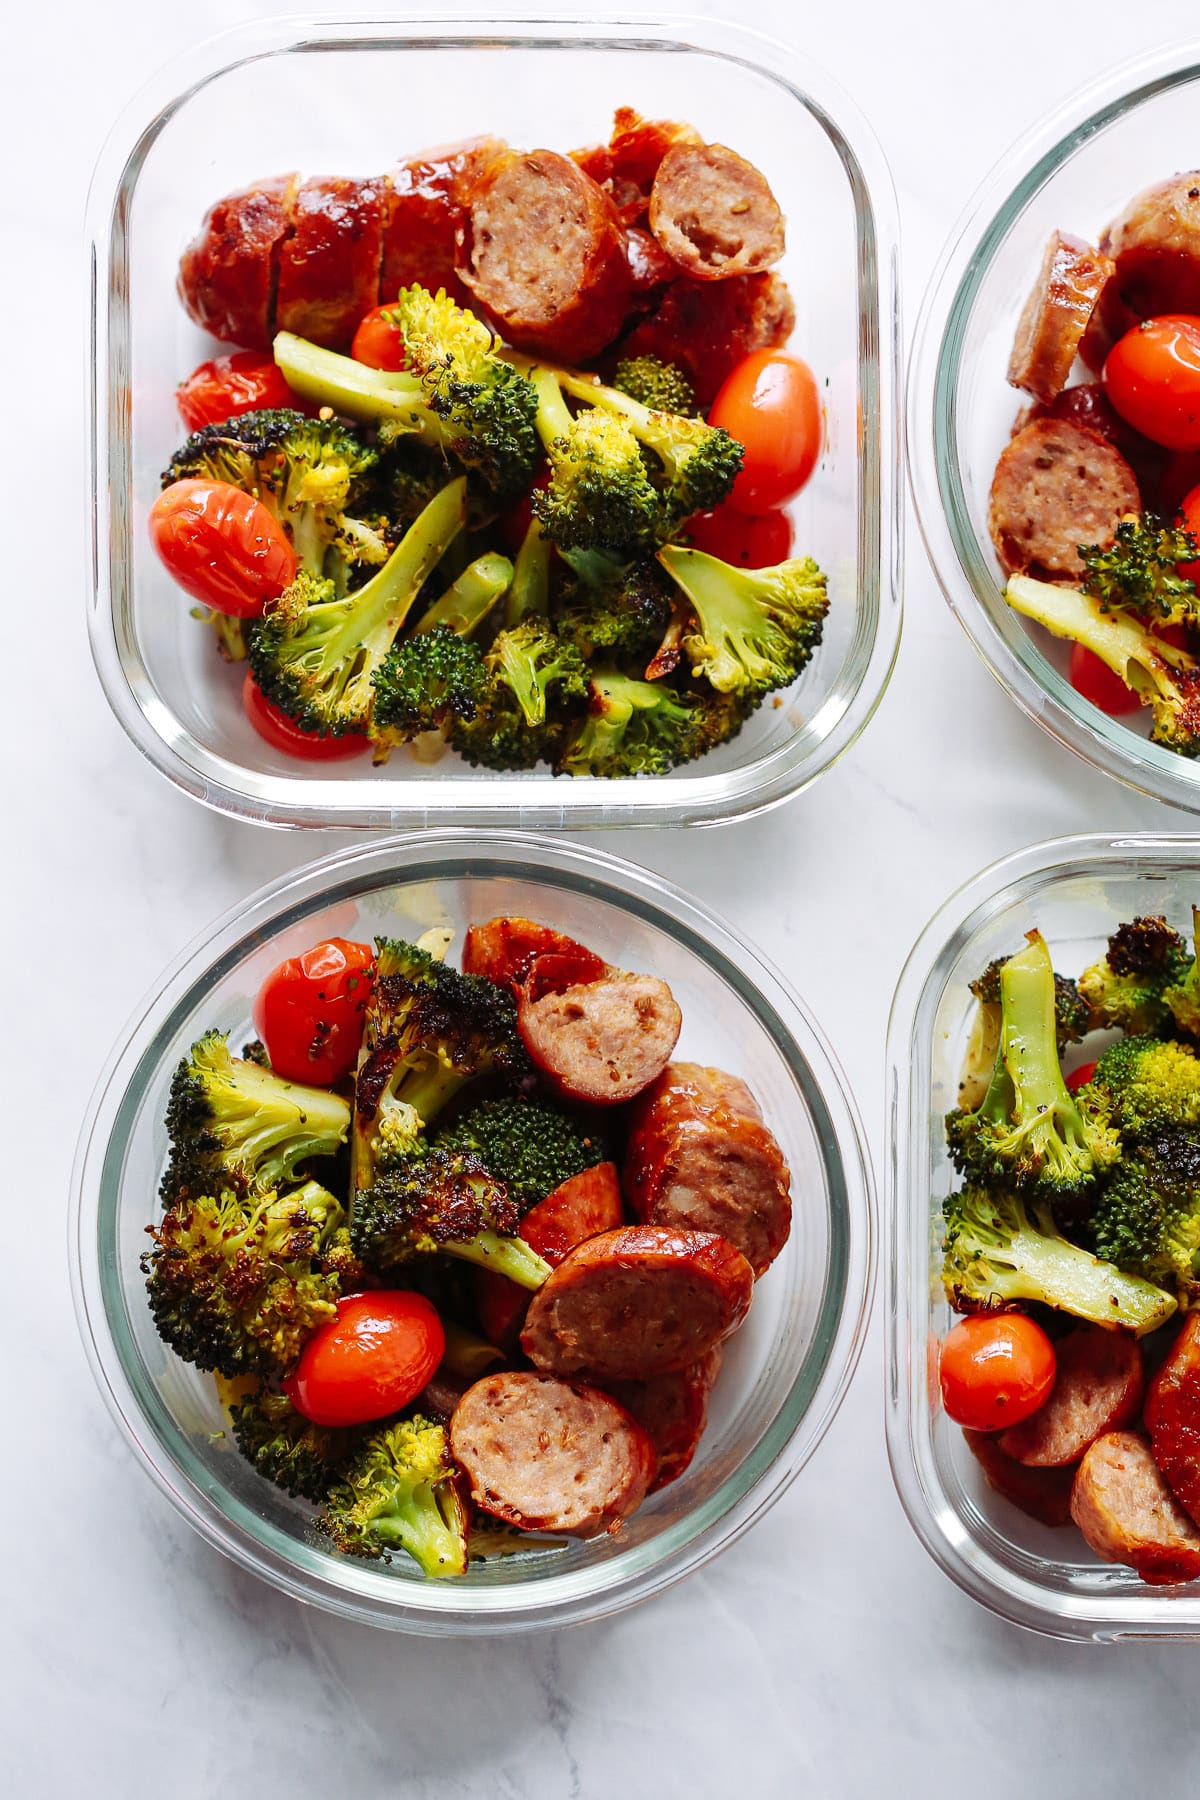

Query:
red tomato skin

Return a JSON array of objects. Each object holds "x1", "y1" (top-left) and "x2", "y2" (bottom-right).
[
  {"x1": 939, "y1": 1314, "x2": 1056, "y2": 1432},
  {"x1": 686, "y1": 502, "x2": 794, "y2": 568},
  {"x1": 177, "y1": 353, "x2": 298, "y2": 431},
  {"x1": 351, "y1": 306, "x2": 407, "y2": 371},
  {"x1": 242, "y1": 673, "x2": 372, "y2": 762},
  {"x1": 150, "y1": 480, "x2": 296, "y2": 617},
  {"x1": 708, "y1": 349, "x2": 822, "y2": 513},
  {"x1": 1104, "y1": 316, "x2": 1200, "y2": 452},
  {"x1": 254, "y1": 935, "x2": 376, "y2": 1085},
  {"x1": 1065, "y1": 1061, "x2": 1098, "y2": 1094},
  {"x1": 1068, "y1": 642, "x2": 1142, "y2": 716},
  {"x1": 285, "y1": 1292, "x2": 445, "y2": 1427},
  {"x1": 1177, "y1": 484, "x2": 1200, "y2": 586}
]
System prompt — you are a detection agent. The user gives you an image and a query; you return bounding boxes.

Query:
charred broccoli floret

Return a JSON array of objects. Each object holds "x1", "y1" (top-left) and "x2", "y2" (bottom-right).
[
  {"x1": 447, "y1": 621, "x2": 589, "y2": 769},
  {"x1": 657, "y1": 543, "x2": 829, "y2": 697},
  {"x1": 1083, "y1": 1034, "x2": 1200, "y2": 1139},
  {"x1": 1163, "y1": 908, "x2": 1200, "y2": 1038},
  {"x1": 941, "y1": 1183, "x2": 1175, "y2": 1335},
  {"x1": 160, "y1": 1030, "x2": 351, "y2": 1207},
  {"x1": 435, "y1": 1094, "x2": 605, "y2": 1208},
  {"x1": 230, "y1": 1387, "x2": 363, "y2": 1501},
  {"x1": 613, "y1": 355, "x2": 696, "y2": 416},
  {"x1": 1079, "y1": 514, "x2": 1200, "y2": 623},
  {"x1": 529, "y1": 368, "x2": 664, "y2": 558},
  {"x1": 350, "y1": 1147, "x2": 551, "y2": 1288},
  {"x1": 556, "y1": 558, "x2": 675, "y2": 665},
  {"x1": 1079, "y1": 914, "x2": 1191, "y2": 1035},
  {"x1": 1089, "y1": 1132, "x2": 1200, "y2": 1306},
  {"x1": 317, "y1": 1415, "x2": 470, "y2": 1575},
  {"x1": 371, "y1": 624, "x2": 487, "y2": 747},
  {"x1": 557, "y1": 669, "x2": 750, "y2": 776}
]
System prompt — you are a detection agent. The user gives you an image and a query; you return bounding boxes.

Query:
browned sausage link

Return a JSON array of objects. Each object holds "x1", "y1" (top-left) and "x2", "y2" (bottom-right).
[
  {"x1": 1144, "y1": 1312, "x2": 1200, "y2": 1527},
  {"x1": 380, "y1": 136, "x2": 506, "y2": 310},
  {"x1": 963, "y1": 1429, "x2": 1075, "y2": 1527},
  {"x1": 518, "y1": 970, "x2": 682, "y2": 1106},
  {"x1": 177, "y1": 174, "x2": 296, "y2": 350},
  {"x1": 1070, "y1": 1431, "x2": 1200, "y2": 1585},
  {"x1": 1007, "y1": 232, "x2": 1115, "y2": 405},
  {"x1": 275, "y1": 176, "x2": 386, "y2": 349},
  {"x1": 648, "y1": 142, "x2": 785, "y2": 282},
  {"x1": 997, "y1": 1326, "x2": 1143, "y2": 1468},
  {"x1": 449, "y1": 1371, "x2": 655, "y2": 1536},
  {"x1": 1102, "y1": 172, "x2": 1200, "y2": 319},
  {"x1": 608, "y1": 1349, "x2": 722, "y2": 1491},
  {"x1": 610, "y1": 271, "x2": 794, "y2": 407},
  {"x1": 623, "y1": 1063, "x2": 791, "y2": 1278},
  {"x1": 461, "y1": 916, "x2": 608, "y2": 992},
  {"x1": 520, "y1": 1225, "x2": 753, "y2": 1382},
  {"x1": 456, "y1": 149, "x2": 633, "y2": 362},
  {"x1": 475, "y1": 1162, "x2": 624, "y2": 1353},
  {"x1": 571, "y1": 108, "x2": 703, "y2": 226},
  {"x1": 988, "y1": 418, "x2": 1141, "y2": 577}
]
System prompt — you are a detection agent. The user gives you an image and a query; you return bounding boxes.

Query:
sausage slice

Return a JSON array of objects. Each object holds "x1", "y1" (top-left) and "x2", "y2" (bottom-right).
[
  {"x1": 624, "y1": 1063, "x2": 791, "y2": 1277},
  {"x1": 607, "y1": 1350, "x2": 722, "y2": 1491},
  {"x1": 518, "y1": 970, "x2": 682, "y2": 1106},
  {"x1": 177, "y1": 174, "x2": 297, "y2": 350},
  {"x1": 963, "y1": 1429, "x2": 1075, "y2": 1527},
  {"x1": 450, "y1": 1371, "x2": 655, "y2": 1537},
  {"x1": 997, "y1": 1326, "x2": 1143, "y2": 1467},
  {"x1": 1070, "y1": 1431, "x2": 1200, "y2": 1585},
  {"x1": 1102, "y1": 173, "x2": 1200, "y2": 319},
  {"x1": 1007, "y1": 232, "x2": 1116, "y2": 405},
  {"x1": 462, "y1": 915, "x2": 608, "y2": 993},
  {"x1": 648, "y1": 143, "x2": 785, "y2": 281},
  {"x1": 275, "y1": 176, "x2": 386, "y2": 350},
  {"x1": 988, "y1": 418, "x2": 1141, "y2": 576},
  {"x1": 520, "y1": 1225, "x2": 753, "y2": 1381},
  {"x1": 1144, "y1": 1312, "x2": 1200, "y2": 1527},
  {"x1": 475, "y1": 1161, "x2": 624, "y2": 1352}
]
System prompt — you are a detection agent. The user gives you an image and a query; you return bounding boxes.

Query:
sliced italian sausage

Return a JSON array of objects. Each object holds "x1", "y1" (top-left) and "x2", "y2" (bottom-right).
[
  {"x1": 611, "y1": 270, "x2": 794, "y2": 406},
  {"x1": 1018, "y1": 381, "x2": 1165, "y2": 486},
  {"x1": 607, "y1": 1349, "x2": 722, "y2": 1491},
  {"x1": 380, "y1": 136, "x2": 505, "y2": 308},
  {"x1": 572, "y1": 108, "x2": 703, "y2": 225},
  {"x1": 1070, "y1": 1431, "x2": 1200, "y2": 1585},
  {"x1": 649, "y1": 142, "x2": 785, "y2": 281},
  {"x1": 450, "y1": 1371, "x2": 655, "y2": 1536},
  {"x1": 988, "y1": 418, "x2": 1141, "y2": 577},
  {"x1": 1007, "y1": 233, "x2": 1115, "y2": 405},
  {"x1": 1144, "y1": 1312, "x2": 1200, "y2": 1528},
  {"x1": 461, "y1": 916, "x2": 608, "y2": 993},
  {"x1": 520, "y1": 1225, "x2": 753, "y2": 1381},
  {"x1": 177, "y1": 174, "x2": 296, "y2": 350},
  {"x1": 1102, "y1": 173, "x2": 1200, "y2": 319},
  {"x1": 517, "y1": 969, "x2": 682, "y2": 1105},
  {"x1": 457, "y1": 148, "x2": 633, "y2": 362},
  {"x1": 623, "y1": 1063, "x2": 791, "y2": 1278},
  {"x1": 997, "y1": 1326, "x2": 1143, "y2": 1467},
  {"x1": 275, "y1": 176, "x2": 386, "y2": 349},
  {"x1": 475, "y1": 1161, "x2": 624, "y2": 1351},
  {"x1": 963, "y1": 1429, "x2": 1075, "y2": 1527}
]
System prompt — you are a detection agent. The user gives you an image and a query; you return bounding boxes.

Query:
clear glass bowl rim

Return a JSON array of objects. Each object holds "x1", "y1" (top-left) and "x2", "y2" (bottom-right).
[
  {"x1": 71, "y1": 828, "x2": 876, "y2": 1634},
  {"x1": 906, "y1": 39, "x2": 1200, "y2": 815},
  {"x1": 85, "y1": 7, "x2": 902, "y2": 832}
]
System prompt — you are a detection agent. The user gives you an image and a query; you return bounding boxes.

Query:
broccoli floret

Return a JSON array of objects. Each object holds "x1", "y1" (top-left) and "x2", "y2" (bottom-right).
[
  {"x1": 350, "y1": 1147, "x2": 551, "y2": 1288},
  {"x1": 1079, "y1": 914, "x2": 1191, "y2": 1034},
  {"x1": 1005, "y1": 575, "x2": 1200, "y2": 755},
  {"x1": 1163, "y1": 907, "x2": 1200, "y2": 1038},
  {"x1": 970, "y1": 955, "x2": 1091, "y2": 1051},
  {"x1": 245, "y1": 478, "x2": 467, "y2": 736},
  {"x1": 142, "y1": 1180, "x2": 346, "y2": 1375},
  {"x1": 556, "y1": 558, "x2": 675, "y2": 665},
  {"x1": 1089, "y1": 1133, "x2": 1200, "y2": 1305},
  {"x1": 160, "y1": 1030, "x2": 351, "y2": 1207},
  {"x1": 485, "y1": 619, "x2": 590, "y2": 728},
  {"x1": 1084, "y1": 1035, "x2": 1200, "y2": 1139},
  {"x1": 435, "y1": 1094, "x2": 605, "y2": 1207},
  {"x1": 371, "y1": 625, "x2": 488, "y2": 749},
  {"x1": 558, "y1": 669, "x2": 751, "y2": 776},
  {"x1": 529, "y1": 368, "x2": 664, "y2": 558},
  {"x1": 230, "y1": 1387, "x2": 363, "y2": 1501},
  {"x1": 945, "y1": 932, "x2": 1120, "y2": 1198},
  {"x1": 317, "y1": 1415, "x2": 470, "y2": 1575},
  {"x1": 657, "y1": 543, "x2": 829, "y2": 697},
  {"x1": 1079, "y1": 514, "x2": 1200, "y2": 623},
  {"x1": 613, "y1": 355, "x2": 696, "y2": 416},
  {"x1": 941, "y1": 1183, "x2": 1175, "y2": 1335}
]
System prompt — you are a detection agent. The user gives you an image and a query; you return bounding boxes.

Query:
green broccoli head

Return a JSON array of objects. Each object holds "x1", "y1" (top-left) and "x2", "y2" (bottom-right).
[
  {"x1": 555, "y1": 558, "x2": 675, "y2": 665},
  {"x1": 371, "y1": 625, "x2": 488, "y2": 747},
  {"x1": 612, "y1": 355, "x2": 696, "y2": 416},
  {"x1": 317, "y1": 1414, "x2": 471, "y2": 1576},
  {"x1": 1084, "y1": 1034, "x2": 1200, "y2": 1140},
  {"x1": 1088, "y1": 1132, "x2": 1200, "y2": 1305},
  {"x1": 483, "y1": 620, "x2": 590, "y2": 729},
  {"x1": 657, "y1": 544, "x2": 829, "y2": 697},
  {"x1": 1163, "y1": 907, "x2": 1200, "y2": 1039},
  {"x1": 435, "y1": 1094, "x2": 606, "y2": 1208},
  {"x1": 1079, "y1": 914, "x2": 1191, "y2": 1034},
  {"x1": 533, "y1": 405, "x2": 665, "y2": 558},
  {"x1": 556, "y1": 668, "x2": 751, "y2": 777},
  {"x1": 1079, "y1": 513, "x2": 1200, "y2": 623},
  {"x1": 350, "y1": 1148, "x2": 551, "y2": 1289},
  {"x1": 230, "y1": 1387, "x2": 364, "y2": 1501}
]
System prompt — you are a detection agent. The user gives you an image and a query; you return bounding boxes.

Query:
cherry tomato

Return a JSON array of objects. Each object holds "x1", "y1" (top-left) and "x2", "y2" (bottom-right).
[
  {"x1": 1104, "y1": 316, "x2": 1200, "y2": 451},
  {"x1": 939, "y1": 1313, "x2": 1056, "y2": 1431},
  {"x1": 242, "y1": 673, "x2": 372, "y2": 762},
  {"x1": 1068, "y1": 642, "x2": 1142, "y2": 716},
  {"x1": 1176, "y1": 484, "x2": 1200, "y2": 587},
  {"x1": 176, "y1": 353, "x2": 298, "y2": 432},
  {"x1": 497, "y1": 467, "x2": 551, "y2": 554},
  {"x1": 1159, "y1": 454, "x2": 1200, "y2": 519},
  {"x1": 1065, "y1": 1061, "x2": 1098, "y2": 1093},
  {"x1": 253, "y1": 934, "x2": 376, "y2": 1084},
  {"x1": 285, "y1": 1291, "x2": 445, "y2": 1427},
  {"x1": 686, "y1": 501, "x2": 794, "y2": 568},
  {"x1": 707, "y1": 349, "x2": 822, "y2": 513},
  {"x1": 351, "y1": 304, "x2": 407, "y2": 370},
  {"x1": 150, "y1": 479, "x2": 296, "y2": 617}
]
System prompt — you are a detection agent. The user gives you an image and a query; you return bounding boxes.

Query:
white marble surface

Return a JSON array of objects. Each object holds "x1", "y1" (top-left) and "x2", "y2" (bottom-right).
[{"x1": 12, "y1": 0, "x2": 1200, "y2": 1791}]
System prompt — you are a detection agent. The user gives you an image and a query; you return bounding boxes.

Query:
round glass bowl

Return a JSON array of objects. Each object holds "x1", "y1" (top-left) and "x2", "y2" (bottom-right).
[
  {"x1": 71, "y1": 832, "x2": 874, "y2": 1634},
  {"x1": 908, "y1": 42, "x2": 1200, "y2": 812}
]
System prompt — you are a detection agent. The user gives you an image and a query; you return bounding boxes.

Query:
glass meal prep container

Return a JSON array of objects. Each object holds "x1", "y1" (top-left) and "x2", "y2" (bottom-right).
[
  {"x1": 85, "y1": 12, "x2": 900, "y2": 831},
  {"x1": 71, "y1": 831, "x2": 875, "y2": 1634},
  {"x1": 887, "y1": 832, "x2": 1200, "y2": 1641},
  {"x1": 908, "y1": 42, "x2": 1200, "y2": 815}
]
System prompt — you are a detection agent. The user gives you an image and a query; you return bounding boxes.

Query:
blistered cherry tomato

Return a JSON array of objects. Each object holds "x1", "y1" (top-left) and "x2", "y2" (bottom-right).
[
  {"x1": 1068, "y1": 642, "x2": 1142, "y2": 716},
  {"x1": 1104, "y1": 316, "x2": 1200, "y2": 451},
  {"x1": 253, "y1": 934, "x2": 376, "y2": 1084},
  {"x1": 176, "y1": 353, "x2": 298, "y2": 431},
  {"x1": 686, "y1": 501, "x2": 793, "y2": 568},
  {"x1": 150, "y1": 479, "x2": 296, "y2": 617},
  {"x1": 351, "y1": 305, "x2": 407, "y2": 371},
  {"x1": 707, "y1": 349, "x2": 822, "y2": 513},
  {"x1": 1065, "y1": 1061, "x2": 1098, "y2": 1094},
  {"x1": 285, "y1": 1291, "x2": 445, "y2": 1427},
  {"x1": 939, "y1": 1314, "x2": 1056, "y2": 1431},
  {"x1": 242, "y1": 673, "x2": 372, "y2": 762}
]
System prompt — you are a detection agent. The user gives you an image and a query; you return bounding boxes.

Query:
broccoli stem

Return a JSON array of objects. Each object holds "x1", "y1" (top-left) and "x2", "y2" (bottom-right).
[
  {"x1": 414, "y1": 553, "x2": 513, "y2": 636},
  {"x1": 369, "y1": 1486, "x2": 469, "y2": 1578},
  {"x1": 506, "y1": 518, "x2": 554, "y2": 626},
  {"x1": 441, "y1": 1231, "x2": 552, "y2": 1289},
  {"x1": 1005, "y1": 574, "x2": 1190, "y2": 704},
  {"x1": 273, "y1": 332, "x2": 449, "y2": 449},
  {"x1": 1000, "y1": 937, "x2": 1081, "y2": 1129},
  {"x1": 318, "y1": 480, "x2": 467, "y2": 668},
  {"x1": 528, "y1": 365, "x2": 576, "y2": 453},
  {"x1": 440, "y1": 1320, "x2": 504, "y2": 1379},
  {"x1": 999, "y1": 1201, "x2": 1176, "y2": 1333}
]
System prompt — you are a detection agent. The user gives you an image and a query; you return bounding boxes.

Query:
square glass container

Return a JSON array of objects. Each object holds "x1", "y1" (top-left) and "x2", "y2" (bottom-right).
[
  {"x1": 86, "y1": 12, "x2": 900, "y2": 830},
  {"x1": 887, "y1": 832, "x2": 1200, "y2": 1641},
  {"x1": 908, "y1": 43, "x2": 1200, "y2": 814}
]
